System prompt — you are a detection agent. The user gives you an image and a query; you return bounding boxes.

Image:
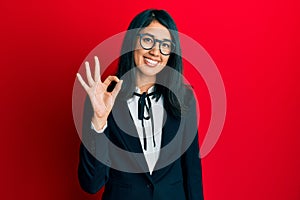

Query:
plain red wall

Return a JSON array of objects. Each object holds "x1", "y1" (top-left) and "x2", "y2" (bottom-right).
[{"x1": 1, "y1": 0, "x2": 299, "y2": 199}]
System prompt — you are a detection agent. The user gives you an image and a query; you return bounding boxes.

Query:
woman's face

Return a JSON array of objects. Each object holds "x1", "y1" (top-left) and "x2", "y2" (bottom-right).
[{"x1": 134, "y1": 20, "x2": 171, "y2": 82}]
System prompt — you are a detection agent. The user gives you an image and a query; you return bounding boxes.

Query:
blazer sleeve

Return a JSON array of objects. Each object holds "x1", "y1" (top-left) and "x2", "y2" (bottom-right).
[
  {"x1": 181, "y1": 93, "x2": 204, "y2": 200},
  {"x1": 78, "y1": 96, "x2": 110, "y2": 194}
]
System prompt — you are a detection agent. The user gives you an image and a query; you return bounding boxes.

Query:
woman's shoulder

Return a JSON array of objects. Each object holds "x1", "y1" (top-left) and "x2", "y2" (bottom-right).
[{"x1": 183, "y1": 85, "x2": 196, "y2": 108}]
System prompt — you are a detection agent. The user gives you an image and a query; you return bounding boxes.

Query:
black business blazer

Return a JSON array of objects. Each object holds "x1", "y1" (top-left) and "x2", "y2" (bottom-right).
[{"x1": 78, "y1": 90, "x2": 204, "y2": 200}]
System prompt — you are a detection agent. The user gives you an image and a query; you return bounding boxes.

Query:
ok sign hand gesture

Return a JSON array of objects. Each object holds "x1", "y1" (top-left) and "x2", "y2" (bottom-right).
[{"x1": 76, "y1": 56, "x2": 123, "y2": 130}]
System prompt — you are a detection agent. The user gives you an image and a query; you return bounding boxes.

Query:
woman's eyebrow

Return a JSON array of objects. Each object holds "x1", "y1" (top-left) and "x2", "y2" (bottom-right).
[
  {"x1": 143, "y1": 33, "x2": 155, "y2": 37},
  {"x1": 142, "y1": 32, "x2": 172, "y2": 41}
]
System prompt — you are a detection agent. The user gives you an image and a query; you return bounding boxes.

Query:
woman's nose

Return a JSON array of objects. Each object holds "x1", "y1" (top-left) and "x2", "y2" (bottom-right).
[{"x1": 149, "y1": 42, "x2": 160, "y2": 56}]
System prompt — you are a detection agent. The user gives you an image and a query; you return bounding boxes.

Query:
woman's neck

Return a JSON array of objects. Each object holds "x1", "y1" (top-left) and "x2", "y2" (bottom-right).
[
  {"x1": 138, "y1": 83, "x2": 154, "y2": 93},
  {"x1": 136, "y1": 74, "x2": 156, "y2": 93}
]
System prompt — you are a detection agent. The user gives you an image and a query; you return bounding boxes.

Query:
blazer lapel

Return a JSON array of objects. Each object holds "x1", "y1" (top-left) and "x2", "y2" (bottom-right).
[
  {"x1": 112, "y1": 98, "x2": 143, "y2": 153},
  {"x1": 161, "y1": 110, "x2": 180, "y2": 148},
  {"x1": 111, "y1": 98, "x2": 154, "y2": 180},
  {"x1": 151, "y1": 110, "x2": 181, "y2": 180}
]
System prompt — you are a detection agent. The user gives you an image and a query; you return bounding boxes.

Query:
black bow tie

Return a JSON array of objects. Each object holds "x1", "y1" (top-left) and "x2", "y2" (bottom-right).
[{"x1": 133, "y1": 92, "x2": 156, "y2": 150}]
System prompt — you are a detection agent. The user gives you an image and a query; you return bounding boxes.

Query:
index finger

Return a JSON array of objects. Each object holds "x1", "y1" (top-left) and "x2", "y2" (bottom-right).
[
  {"x1": 94, "y1": 56, "x2": 100, "y2": 82},
  {"x1": 103, "y1": 76, "x2": 120, "y2": 89}
]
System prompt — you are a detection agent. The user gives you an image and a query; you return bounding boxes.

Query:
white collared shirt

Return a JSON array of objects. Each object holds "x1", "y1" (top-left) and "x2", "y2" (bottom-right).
[{"x1": 91, "y1": 86, "x2": 164, "y2": 175}]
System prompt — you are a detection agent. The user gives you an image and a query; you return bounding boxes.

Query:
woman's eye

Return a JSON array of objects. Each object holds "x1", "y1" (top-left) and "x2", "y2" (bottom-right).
[
  {"x1": 143, "y1": 37, "x2": 153, "y2": 43},
  {"x1": 161, "y1": 42, "x2": 171, "y2": 49}
]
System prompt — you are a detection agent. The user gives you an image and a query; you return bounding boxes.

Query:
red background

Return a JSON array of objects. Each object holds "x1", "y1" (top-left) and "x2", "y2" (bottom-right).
[{"x1": 1, "y1": 0, "x2": 300, "y2": 199}]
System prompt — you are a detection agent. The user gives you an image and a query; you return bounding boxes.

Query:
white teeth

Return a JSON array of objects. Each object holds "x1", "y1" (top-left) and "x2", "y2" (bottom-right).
[{"x1": 145, "y1": 58, "x2": 158, "y2": 66}]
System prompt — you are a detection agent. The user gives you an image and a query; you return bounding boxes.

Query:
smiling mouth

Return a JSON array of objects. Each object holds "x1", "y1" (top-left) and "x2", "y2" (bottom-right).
[{"x1": 144, "y1": 57, "x2": 159, "y2": 67}]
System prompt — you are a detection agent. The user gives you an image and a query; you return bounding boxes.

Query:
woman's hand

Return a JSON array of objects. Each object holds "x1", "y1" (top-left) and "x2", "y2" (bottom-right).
[{"x1": 77, "y1": 56, "x2": 123, "y2": 130}]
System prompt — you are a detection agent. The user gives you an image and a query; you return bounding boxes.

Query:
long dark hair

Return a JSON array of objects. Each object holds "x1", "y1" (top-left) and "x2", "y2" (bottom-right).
[{"x1": 117, "y1": 9, "x2": 190, "y2": 118}]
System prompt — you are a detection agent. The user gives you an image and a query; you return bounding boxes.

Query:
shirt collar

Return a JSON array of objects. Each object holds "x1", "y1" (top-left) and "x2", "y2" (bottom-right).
[
  {"x1": 128, "y1": 85, "x2": 156, "y2": 104},
  {"x1": 134, "y1": 85, "x2": 155, "y2": 94}
]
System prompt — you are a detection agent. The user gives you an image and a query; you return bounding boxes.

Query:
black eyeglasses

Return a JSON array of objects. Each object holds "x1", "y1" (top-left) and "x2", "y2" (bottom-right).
[{"x1": 137, "y1": 33, "x2": 175, "y2": 56}]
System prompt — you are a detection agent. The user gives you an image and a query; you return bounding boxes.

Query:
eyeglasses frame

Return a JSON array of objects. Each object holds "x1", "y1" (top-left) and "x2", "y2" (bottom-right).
[{"x1": 137, "y1": 33, "x2": 175, "y2": 56}]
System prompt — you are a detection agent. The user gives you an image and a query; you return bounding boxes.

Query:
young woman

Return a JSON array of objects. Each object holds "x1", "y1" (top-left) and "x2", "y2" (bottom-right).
[{"x1": 77, "y1": 9, "x2": 204, "y2": 200}]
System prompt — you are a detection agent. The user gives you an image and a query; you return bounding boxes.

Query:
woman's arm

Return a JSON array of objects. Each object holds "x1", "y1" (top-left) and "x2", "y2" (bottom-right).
[
  {"x1": 181, "y1": 91, "x2": 204, "y2": 200},
  {"x1": 78, "y1": 97, "x2": 110, "y2": 194},
  {"x1": 78, "y1": 142, "x2": 109, "y2": 194},
  {"x1": 181, "y1": 132, "x2": 204, "y2": 200}
]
